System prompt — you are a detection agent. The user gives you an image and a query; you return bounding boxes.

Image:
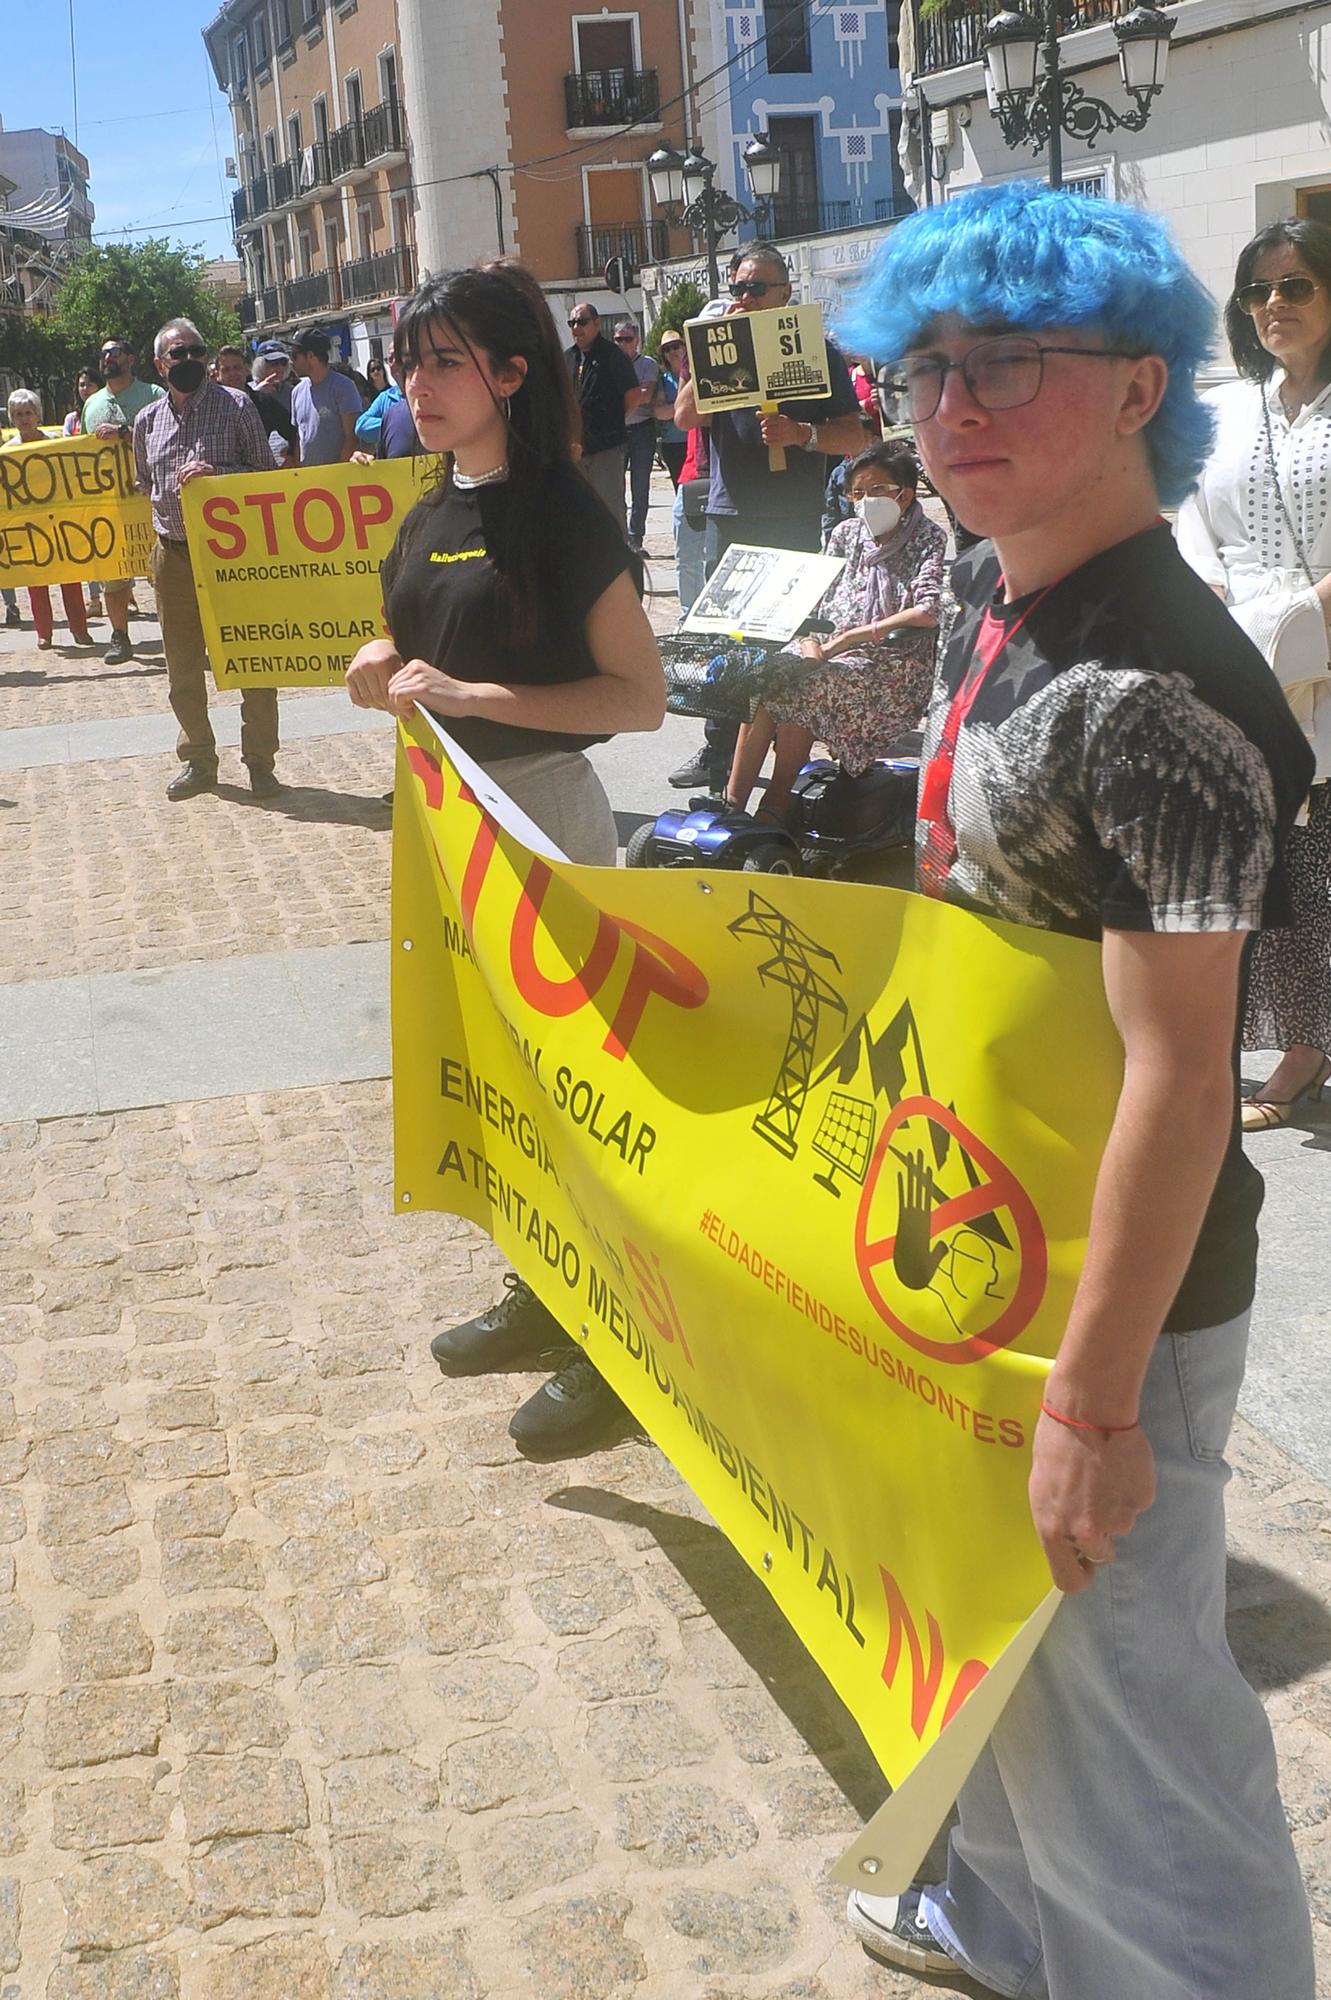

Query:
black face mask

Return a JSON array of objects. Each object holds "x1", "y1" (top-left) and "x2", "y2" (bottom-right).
[{"x1": 167, "y1": 358, "x2": 207, "y2": 393}]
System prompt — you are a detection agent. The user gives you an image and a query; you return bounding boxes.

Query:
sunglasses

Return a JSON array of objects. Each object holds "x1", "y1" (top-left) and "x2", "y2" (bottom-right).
[
  {"x1": 568, "y1": 315, "x2": 595, "y2": 328},
  {"x1": 167, "y1": 343, "x2": 208, "y2": 361},
  {"x1": 729, "y1": 279, "x2": 780, "y2": 300},
  {"x1": 1235, "y1": 274, "x2": 1321, "y2": 315},
  {"x1": 99, "y1": 346, "x2": 126, "y2": 359},
  {"x1": 614, "y1": 333, "x2": 637, "y2": 344}
]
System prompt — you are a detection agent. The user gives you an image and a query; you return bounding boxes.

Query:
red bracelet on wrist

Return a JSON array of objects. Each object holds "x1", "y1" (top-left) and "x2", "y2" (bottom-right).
[{"x1": 1039, "y1": 1399, "x2": 1140, "y2": 1439}]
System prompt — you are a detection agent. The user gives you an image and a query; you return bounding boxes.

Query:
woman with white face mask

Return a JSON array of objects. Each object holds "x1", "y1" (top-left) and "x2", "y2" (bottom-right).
[{"x1": 724, "y1": 443, "x2": 947, "y2": 821}]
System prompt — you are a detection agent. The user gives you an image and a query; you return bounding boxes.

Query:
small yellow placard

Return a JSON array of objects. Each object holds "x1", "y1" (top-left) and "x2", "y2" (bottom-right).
[{"x1": 686, "y1": 302, "x2": 832, "y2": 413}]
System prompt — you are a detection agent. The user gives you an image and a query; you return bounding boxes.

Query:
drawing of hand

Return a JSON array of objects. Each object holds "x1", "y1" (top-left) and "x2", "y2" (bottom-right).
[{"x1": 893, "y1": 1149, "x2": 946, "y2": 1291}]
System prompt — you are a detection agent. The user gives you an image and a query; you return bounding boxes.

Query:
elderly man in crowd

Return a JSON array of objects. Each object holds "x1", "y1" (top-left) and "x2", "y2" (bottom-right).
[
  {"x1": 564, "y1": 301, "x2": 639, "y2": 528},
  {"x1": 133, "y1": 318, "x2": 280, "y2": 801}
]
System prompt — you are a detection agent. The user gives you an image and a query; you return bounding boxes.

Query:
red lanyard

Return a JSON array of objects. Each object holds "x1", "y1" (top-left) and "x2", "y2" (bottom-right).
[{"x1": 919, "y1": 585, "x2": 1053, "y2": 897}]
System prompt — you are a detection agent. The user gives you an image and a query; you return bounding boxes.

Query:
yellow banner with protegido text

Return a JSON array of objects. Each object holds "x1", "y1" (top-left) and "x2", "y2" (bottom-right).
[
  {"x1": 391, "y1": 712, "x2": 1123, "y2": 1883},
  {"x1": 0, "y1": 436, "x2": 154, "y2": 587},
  {"x1": 183, "y1": 455, "x2": 437, "y2": 686}
]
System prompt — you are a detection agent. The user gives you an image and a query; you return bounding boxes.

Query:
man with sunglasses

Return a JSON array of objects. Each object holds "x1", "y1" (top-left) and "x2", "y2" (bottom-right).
[
  {"x1": 564, "y1": 302, "x2": 641, "y2": 528},
  {"x1": 833, "y1": 182, "x2": 1315, "y2": 2000},
  {"x1": 133, "y1": 318, "x2": 281, "y2": 801},
  {"x1": 671, "y1": 243, "x2": 864, "y2": 792},
  {"x1": 82, "y1": 337, "x2": 164, "y2": 667}
]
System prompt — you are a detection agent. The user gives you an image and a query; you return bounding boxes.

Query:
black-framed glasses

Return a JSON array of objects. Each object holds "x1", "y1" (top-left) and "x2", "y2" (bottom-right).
[
  {"x1": 614, "y1": 333, "x2": 636, "y2": 344},
  {"x1": 568, "y1": 315, "x2": 595, "y2": 328},
  {"x1": 1235, "y1": 274, "x2": 1321, "y2": 315},
  {"x1": 166, "y1": 343, "x2": 208, "y2": 362},
  {"x1": 893, "y1": 336, "x2": 1143, "y2": 422},
  {"x1": 728, "y1": 279, "x2": 777, "y2": 300}
]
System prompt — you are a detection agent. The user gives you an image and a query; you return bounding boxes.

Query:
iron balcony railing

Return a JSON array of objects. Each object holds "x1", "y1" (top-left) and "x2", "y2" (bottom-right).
[
  {"x1": 913, "y1": 0, "x2": 1180, "y2": 73},
  {"x1": 362, "y1": 98, "x2": 406, "y2": 160},
  {"x1": 329, "y1": 100, "x2": 405, "y2": 180},
  {"x1": 231, "y1": 188, "x2": 250, "y2": 232},
  {"x1": 261, "y1": 285, "x2": 281, "y2": 324},
  {"x1": 340, "y1": 242, "x2": 416, "y2": 305},
  {"x1": 575, "y1": 218, "x2": 670, "y2": 281},
  {"x1": 771, "y1": 200, "x2": 854, "y2": 239},
  {"x1": 874, "y1": 196, "x2": 917, "y2": 222},
  {"x1": 238, "y1": 293, "x2": 259, "y2": 330},
  {"x1": 564, "y1": 67, "x2": 660, "y2": 128},
  {"x1": 284, "y1": 269, "x2": 333, "y2": 316}
]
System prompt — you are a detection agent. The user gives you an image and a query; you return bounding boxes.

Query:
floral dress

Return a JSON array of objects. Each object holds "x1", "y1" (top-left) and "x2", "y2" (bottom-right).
[{"x1": 759, "y1": 504, "x2": 947, "y2": 774}]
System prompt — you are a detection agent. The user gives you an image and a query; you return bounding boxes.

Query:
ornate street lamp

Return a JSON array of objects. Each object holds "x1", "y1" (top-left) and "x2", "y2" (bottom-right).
[
  {"x1": 982, "y1": 0, "x2": 1174, "y2": 188},
  {"x1": 647, "y1": 134, "x2": 782, "y2": 298}
]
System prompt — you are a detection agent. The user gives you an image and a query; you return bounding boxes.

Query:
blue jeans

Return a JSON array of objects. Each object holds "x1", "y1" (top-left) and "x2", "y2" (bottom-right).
[
  {"x1": 673, "y1": 484, "x2": 711, "y2": 622},
  {"x1": 624, "y1": 422, "x2": 656, "y2": 542},
  {"x1": 925, "y1": 1313, "x2": 1314, "y2": 2000}
]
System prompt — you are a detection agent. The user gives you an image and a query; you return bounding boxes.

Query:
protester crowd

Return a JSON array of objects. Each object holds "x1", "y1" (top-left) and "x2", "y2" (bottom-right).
[{"x1": 2, "y1": 186, "x2": 1328, "y2": 1999}]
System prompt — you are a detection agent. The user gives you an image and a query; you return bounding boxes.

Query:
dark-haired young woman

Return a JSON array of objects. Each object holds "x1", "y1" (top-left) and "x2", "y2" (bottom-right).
[
  {"x1": 1179, "y1": 218, "x2": 1331, "y2": 1130},
  {"x1": 346, "y1": 258, "x2": 665, "y2": 1460}
]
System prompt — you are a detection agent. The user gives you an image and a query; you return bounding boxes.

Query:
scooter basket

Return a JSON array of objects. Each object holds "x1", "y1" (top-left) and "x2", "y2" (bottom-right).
[{"x1": 659, "y1": 633, "x2": 781, "y2": 721}]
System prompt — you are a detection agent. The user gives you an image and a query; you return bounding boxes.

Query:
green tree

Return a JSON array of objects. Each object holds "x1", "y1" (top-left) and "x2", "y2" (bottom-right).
[
  {"x1": 0, "y1": 313, "x2": 80, "y2": 422},
  {"x1": 49, "y1": 240, "x2": 241, "y2": 385},
  {"x1": 645, "y1": 279, "x2": 708, "y2": 361}
]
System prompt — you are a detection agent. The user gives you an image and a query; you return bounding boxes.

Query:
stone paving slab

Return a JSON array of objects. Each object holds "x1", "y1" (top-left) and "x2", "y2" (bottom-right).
[
  {"x1": 0, "y1": 692, "x2": 390, "y2": 775},
  {"x1": 0, "y1": 945, "x2": 389, "y2": 1124},
  {"x1": 0, "y1": 1083, "x2": 1326, "y2": 1996},
  {"x1": 3, "y1": 733, "x2": 395, "y2": 986}
]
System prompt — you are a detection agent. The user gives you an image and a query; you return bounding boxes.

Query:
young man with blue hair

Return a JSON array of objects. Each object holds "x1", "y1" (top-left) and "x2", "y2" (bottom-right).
[{"x1": 838, "y1": 182, "x2": 1315, "y2": 2000}]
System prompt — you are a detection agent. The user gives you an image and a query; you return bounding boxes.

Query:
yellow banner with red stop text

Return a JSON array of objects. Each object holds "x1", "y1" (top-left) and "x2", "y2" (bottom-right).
[
  {"x1": 182, "y1": 455, "x2": 438, "y2": 687},
  {"x1": 0, "y1": 436, "x2": 154, "y2": 588},
  {"x1": 391, "y1": 711, "x2": 1124, "y2": 1884}
]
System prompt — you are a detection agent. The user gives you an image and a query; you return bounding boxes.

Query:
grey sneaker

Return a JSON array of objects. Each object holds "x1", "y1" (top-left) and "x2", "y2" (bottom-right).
[{"x1": 846, "y1": 1886, "x2": 956, "y2": 1975}]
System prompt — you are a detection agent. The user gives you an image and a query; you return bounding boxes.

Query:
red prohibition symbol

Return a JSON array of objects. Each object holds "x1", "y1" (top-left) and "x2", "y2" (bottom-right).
[{"x1": 854, "y1": 1095, "x2": 1047, "y2": 1365}]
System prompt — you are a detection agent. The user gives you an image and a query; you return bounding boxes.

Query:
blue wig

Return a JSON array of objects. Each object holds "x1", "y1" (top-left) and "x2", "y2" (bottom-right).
[{"x1": 837, "y1": 182, "x2": 1217, "y2": 506}]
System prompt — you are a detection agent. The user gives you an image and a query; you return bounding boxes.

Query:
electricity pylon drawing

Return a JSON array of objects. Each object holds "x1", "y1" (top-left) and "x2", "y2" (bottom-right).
[{"x1": 729, "y1": 891, "x2": 847, "y2": 1159}]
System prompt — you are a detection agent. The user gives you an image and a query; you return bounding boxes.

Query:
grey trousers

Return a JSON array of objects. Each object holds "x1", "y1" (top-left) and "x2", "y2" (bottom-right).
[
  {"x1": 578, "y1": 447, "x2": 626, "y2": 534},
  {"x1": 483, "y1": 748, "x2": 617, "y2": 867}
]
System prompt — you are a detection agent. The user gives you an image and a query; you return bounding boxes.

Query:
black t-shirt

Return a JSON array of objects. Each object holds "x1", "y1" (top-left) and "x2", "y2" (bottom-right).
[
  {"x1": 922, "y1": 523, "x2": 1314, "y2": 1331},
  {"x1": 566, "y1": 334, "x2": 639, "y2": 456},
  {"x1": 245, "y1": 384, "x2": 297, "y2": 458},
  {"x1": 380, "y1": 464, "x2": 633, "y2": 762},
  {"x1": 708, "y1": 337, "x2": 860, "y2": 532}
]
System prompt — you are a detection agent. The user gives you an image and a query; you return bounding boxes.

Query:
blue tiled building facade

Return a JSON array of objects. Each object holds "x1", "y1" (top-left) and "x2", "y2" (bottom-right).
[{"x1": 715, "y1": 0, "x2": 910, "y2": 245}]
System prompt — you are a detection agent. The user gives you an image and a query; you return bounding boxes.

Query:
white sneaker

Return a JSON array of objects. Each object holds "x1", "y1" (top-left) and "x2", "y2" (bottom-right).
[{"x1": 846, "y1": 1885, "x2": 957, "y2": 1974}]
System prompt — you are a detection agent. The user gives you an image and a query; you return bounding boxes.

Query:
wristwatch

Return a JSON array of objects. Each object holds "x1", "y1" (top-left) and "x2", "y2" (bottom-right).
[{"x1": 800, "y1": 422, "x2": 821, "y2": 452}]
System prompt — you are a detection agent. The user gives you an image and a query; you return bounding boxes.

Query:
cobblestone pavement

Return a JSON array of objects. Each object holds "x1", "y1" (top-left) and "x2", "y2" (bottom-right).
[{"x1": 3, "y1": 482, "x2": 1331, "y2": 1997}]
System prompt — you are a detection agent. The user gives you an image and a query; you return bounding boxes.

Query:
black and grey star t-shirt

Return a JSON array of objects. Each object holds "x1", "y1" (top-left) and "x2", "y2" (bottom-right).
[{"x1": 919, "y1": 522, "x2": 1314, "y2": 1330}]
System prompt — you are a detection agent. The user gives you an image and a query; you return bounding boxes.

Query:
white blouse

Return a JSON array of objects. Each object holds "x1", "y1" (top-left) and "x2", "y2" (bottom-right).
[
  {"x1": 1177, "y1": 373, "x2": 1331, "y2": 593},
  {"x1": 1177, "y1": 372, "x2": 1331, "y2": 778}
]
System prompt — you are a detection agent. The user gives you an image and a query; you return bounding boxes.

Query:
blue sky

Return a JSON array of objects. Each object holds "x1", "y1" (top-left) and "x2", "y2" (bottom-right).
[{"x1": 2, "y1": 4, "x2": 235, "y2": 259}]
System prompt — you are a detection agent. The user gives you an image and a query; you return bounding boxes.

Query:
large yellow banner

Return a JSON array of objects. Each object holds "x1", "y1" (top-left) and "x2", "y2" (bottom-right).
[
  {"x1": 0, "y1": 436, "x2": 153, "y2": 587},
  {"x1": 183, "y1": 456, "x2": 435, "y2": 687},
  {"x1": 392, "y1": 712, "x2": 1123, "y2": 1879}
]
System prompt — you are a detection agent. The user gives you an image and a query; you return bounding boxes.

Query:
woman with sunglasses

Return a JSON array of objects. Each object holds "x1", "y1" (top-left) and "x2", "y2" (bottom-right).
[
  {"x1": 346, "y1": 259, "x2": 665, "y2": 1460},
  {"x1": 1179, "y1": 219, "x2": 1331, "y2": 1129}
]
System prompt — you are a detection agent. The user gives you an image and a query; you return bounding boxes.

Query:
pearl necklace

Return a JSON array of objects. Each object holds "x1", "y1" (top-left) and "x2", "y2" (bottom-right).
[{"x1": 452, "y1": 462, "x2": 509, "y2": 490}]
